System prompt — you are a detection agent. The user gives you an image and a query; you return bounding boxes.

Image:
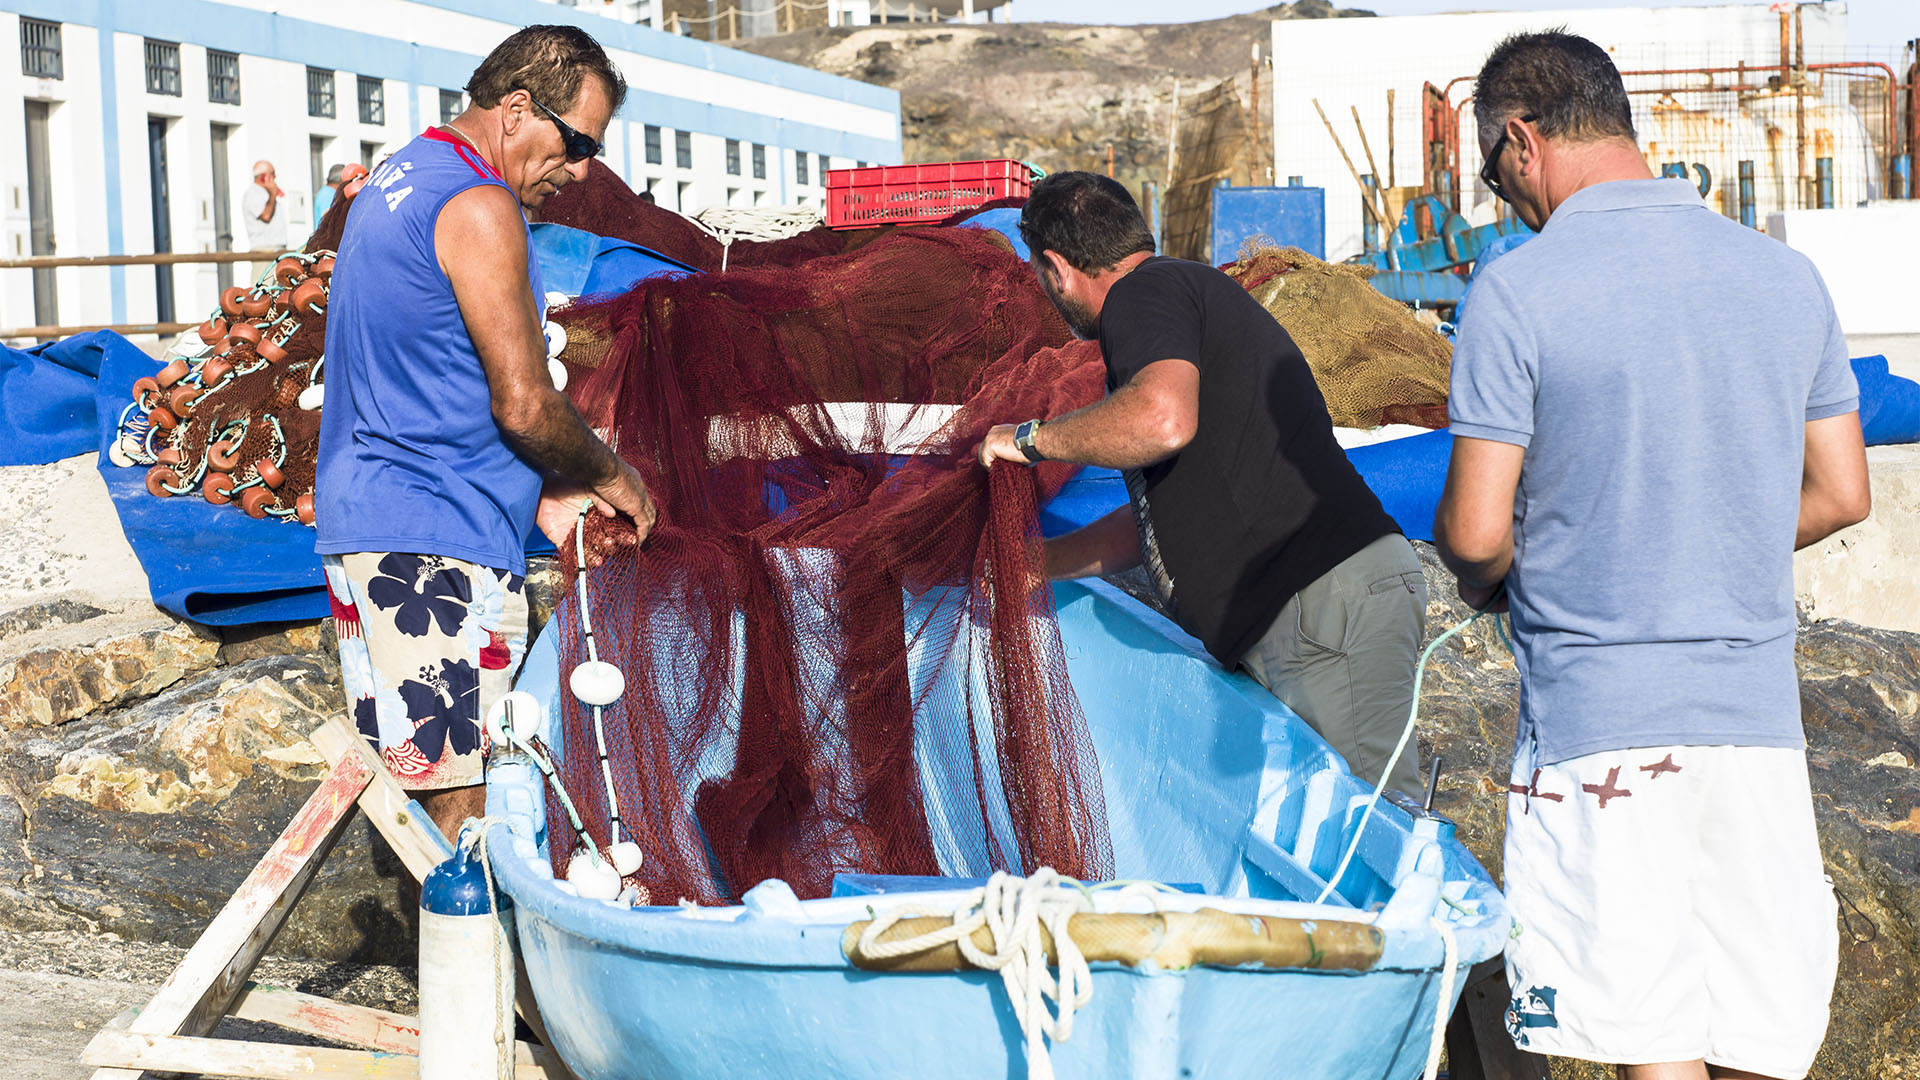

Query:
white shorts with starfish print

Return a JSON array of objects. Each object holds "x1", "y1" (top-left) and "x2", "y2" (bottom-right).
[
  {"x1": 323, "y1": 552, "x2": 529, "y2": 790},
  {"x1": 1501, "y1": 739, "x2": 1838, "y2": 1077}
]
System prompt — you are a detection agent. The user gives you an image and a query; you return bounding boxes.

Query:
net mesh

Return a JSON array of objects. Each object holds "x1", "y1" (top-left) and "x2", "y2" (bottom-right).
[
  {"x1": 1225, "y1": 244, "x2": 1453, "y2": 429},
  {"x1": 545, "y1": 225, "x2": 1117, "y2": 904}
]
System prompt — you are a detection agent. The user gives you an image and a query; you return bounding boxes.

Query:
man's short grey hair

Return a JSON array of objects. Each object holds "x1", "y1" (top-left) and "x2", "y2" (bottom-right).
[
  {"x1": 1474, "y1": 30, "x2": 1636, "y2": 149},
  {"x1": 326, "y1": 163, "x2": 346, "y2": 185}
]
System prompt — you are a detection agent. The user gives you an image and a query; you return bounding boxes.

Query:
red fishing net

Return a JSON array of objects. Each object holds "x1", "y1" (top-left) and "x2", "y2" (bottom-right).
[{"x1": 545, "y1": 225, "x2": 1116, "y2": 904}]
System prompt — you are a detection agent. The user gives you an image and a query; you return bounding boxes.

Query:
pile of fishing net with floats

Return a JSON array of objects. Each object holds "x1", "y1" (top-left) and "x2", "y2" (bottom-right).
[
  {"x1": 541, "y1": 223, "x2": 1120, "y2": 905},
  {"x1": 110, "y1": 196, "x2": 353, "y2": 522}
]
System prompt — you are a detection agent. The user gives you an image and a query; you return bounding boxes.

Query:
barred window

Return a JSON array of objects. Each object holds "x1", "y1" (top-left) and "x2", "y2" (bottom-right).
[
  {"x1": 357, "y1": 76, "x2": 385, "y2": 126},
  {"x1": 751, "y1": 143, "x2": 765, "y2": 181},
  {"x1": 439, "y1": 89, "x2": 464, "y2": 125},
  {"x1": 644, "y1": 125, "x2": 662, "y2": 166},
  {"x1": 19, "y1": 17, "x2": 62, "y2": 80},
  {"x1": 207, "y1": 49, "x2": 241, "y2": 105},
  {"x1": 307, "y1": 67, "x2": 335, "y2": 118},
  {"x1": 795, "y1": 149, "x2": 808, "y2": 186},
  {"x1": 674, "y1": 131, "x2": 692, "y2": 170},
  {"x1": 725, "y1": 139, "x2": 740, "y2": 176},
  {"x1": 144, "y1": 39, "x2": 181, "y2": 97}
]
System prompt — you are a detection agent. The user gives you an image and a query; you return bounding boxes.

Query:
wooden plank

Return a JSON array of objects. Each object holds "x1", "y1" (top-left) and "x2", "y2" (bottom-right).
[
  {"x1": 1, "y1": 321, "x2": 195, "y2": 339},
  {"x1": 83, "y1": 1030, "x2": 554, "y2": 1080},
  {"x1": 311, "y1": 717, "x2": 450, "y2": 879},
  {"x1": 229, "y1": 982, "x2": 558, "y2": 1070},
  {"x1": 105, "y1": 749, "x2": 373, "y2": 1058}
]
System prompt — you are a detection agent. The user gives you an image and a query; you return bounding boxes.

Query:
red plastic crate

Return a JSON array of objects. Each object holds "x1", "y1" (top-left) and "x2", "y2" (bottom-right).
[{"x1": 825, "y1": 159, "x2": 1033, "y2": 230}]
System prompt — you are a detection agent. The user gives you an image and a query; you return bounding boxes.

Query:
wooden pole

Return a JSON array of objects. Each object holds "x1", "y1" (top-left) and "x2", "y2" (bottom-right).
[
  {"x1": 0, "y1": 248, "x2": 288, "y2": 269},
  {"x1": 729, "y1": 6, "x2": 738, "y2": 40},
  {"x1": 1386, "y1": 88, "x2": 1397, "y2": 187},
  {"x1": 1352, "y1": 104, "x2": 1385, "y2": 195},
  {"x1": 1314, "y1": 98, "x2": 1390, "y2": 226},
  {"x1": 1107, "y1": 142, "x2": 1114, "y2": 178},
  {"x1": 1165, "y1": 79, "x2": 1181, "y2": 185}
]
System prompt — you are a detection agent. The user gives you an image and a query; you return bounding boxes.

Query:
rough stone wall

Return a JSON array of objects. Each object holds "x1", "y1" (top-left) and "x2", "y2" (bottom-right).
[{"x1": 732, "y1": 1, "x2": 1368, "y2": 199}]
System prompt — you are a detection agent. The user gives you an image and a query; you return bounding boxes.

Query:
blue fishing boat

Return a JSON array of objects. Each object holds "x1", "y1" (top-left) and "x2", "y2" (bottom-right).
[{"x1": 483, "y1": 565, "x2": 1509, "y2": 1080}]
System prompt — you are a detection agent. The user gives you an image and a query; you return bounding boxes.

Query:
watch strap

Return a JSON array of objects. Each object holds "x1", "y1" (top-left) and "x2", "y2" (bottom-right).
[{"x1": 1014, "y1": 419, "x2": 1045, "y2": 464}]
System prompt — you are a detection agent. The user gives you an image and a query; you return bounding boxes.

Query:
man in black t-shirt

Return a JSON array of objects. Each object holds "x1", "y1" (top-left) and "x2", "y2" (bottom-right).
[{"x1": 978, "y1": 171, "x2": 1427, "y2": 796}]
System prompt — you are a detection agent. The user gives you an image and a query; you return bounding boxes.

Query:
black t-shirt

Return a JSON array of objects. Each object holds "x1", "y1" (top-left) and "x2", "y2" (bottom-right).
[{"x1": 1096, "y1": 256, "x2": 1399, "y2": 665}]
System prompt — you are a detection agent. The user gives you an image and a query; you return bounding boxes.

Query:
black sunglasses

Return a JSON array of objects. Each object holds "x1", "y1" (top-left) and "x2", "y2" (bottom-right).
[
  {"x1": 1480, "y1": 113, "x2": 1539, "y2": 203},
  {"x1": 525, "y1": 92, "x2": 604, "y2": 162}
]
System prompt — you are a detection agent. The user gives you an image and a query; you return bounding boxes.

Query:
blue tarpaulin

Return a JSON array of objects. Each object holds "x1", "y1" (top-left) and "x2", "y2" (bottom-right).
[{"x1": 1, "y1": 330, "x2": 152, "y2": 466}]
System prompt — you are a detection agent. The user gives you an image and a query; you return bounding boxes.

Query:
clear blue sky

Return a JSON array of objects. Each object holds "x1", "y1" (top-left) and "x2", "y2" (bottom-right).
[{"x1": 1009, "y1": 0, "x2": 1917, "y2": 52}]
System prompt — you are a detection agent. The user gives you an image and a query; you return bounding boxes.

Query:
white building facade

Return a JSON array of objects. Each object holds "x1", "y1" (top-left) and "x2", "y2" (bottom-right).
[
  {"x1": 1269, "y1": 3, "x2": 1858, "y2": 262},
  {"x1": 0, "y1": 0, "x2": 901, "y2": 338}
]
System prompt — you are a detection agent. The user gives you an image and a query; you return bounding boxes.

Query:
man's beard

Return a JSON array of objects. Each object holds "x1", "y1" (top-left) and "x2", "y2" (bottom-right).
[{"x1": 1037, "y1": 264, "x2": 1099, "y2": 340}]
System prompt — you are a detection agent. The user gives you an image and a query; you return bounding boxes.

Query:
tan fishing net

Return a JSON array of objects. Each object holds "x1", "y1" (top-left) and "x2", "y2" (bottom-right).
[{"x1": 1224, "y1": 244, "x2": 1453, "y2": 429}]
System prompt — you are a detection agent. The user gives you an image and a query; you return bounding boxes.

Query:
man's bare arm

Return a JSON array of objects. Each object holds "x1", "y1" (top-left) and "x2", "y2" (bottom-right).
[
  {"x1": 1797, "y1": 411, "x2": 1870, "y2": 549},
  {"x1": 1042, "y1": 506, "x2": 1141, "y2": 580},
  {"x1": 978, "y1": 358, "x2": 1199, "y2": 470},
  {"x1": 1434, "y1": 436, "x2": 1525, "y2": 607},
  {"x1": 436, "y1": 185, "x2": 656, "y2": 536}
]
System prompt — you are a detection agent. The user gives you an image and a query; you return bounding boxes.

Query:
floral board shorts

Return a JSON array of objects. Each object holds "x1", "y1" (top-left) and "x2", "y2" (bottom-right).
[{"x1": 323, "y1": 552, "x2": 529, "y2": 790}]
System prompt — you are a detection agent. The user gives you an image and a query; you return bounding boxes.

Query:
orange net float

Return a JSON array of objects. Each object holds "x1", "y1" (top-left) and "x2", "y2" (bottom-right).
[
  {"x1": 149, "y1": 406, "x2": 179, "y2": 431},
  {"x1": 206, "y1": 438, "x2": 243, "y2": 472},
  {"x1": 228, "y1": 320, "x2": 263, "y2": 347},
  {"x1": 239, "y1": 291, "x2": 272, "y2": 319},
  {"x1": 145, "y1": 465, "x2": 180, "y2": 497},
  {"x1": 294, "y1": 492, "x2": 315, "y2": 524},
  {"x1": 154, "y1": 446, "x2": 184, "y2": 467},
  {"x1": 155, "y1": 358, "x2": 190, "y2": 388},
  {"x1": 202, "y1": 472, "x2": 236, "y2": 505},
  {"x1": 132, "y1": 376, "x2": 162, "y2": 411},
  {"x1": 201, "y1": 356, "x2": 234, "y2": 385},
  {"x1": 274, "y1": 256, "x2": 306, "y2": 287},
  {"x1": 256, "y1": 458, "x2": 285, "y2": 490},
  {"x1": 196, "y1": 317, "x2": 228, "y2": 345},
  {"x1": 289, "y1": 279, "x2": 327, "y2": 317},
  {"x1": 219, "y1": 286, "x2": 247, "y2": 318},
  {"x1": 256, "y1": 336, "x2": 289, "y2": 365},
  {"x1": 237, "y1": 485, "x2": 275, "y2": 519},
  {"x1": 167, "y1": 383, "x2": 202, "y2": 420}
]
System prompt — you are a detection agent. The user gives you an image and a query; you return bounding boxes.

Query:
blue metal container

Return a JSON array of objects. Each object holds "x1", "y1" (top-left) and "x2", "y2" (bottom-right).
[{"x1": 1209, "y1": 185, "x2": 1326, "y2": 264}]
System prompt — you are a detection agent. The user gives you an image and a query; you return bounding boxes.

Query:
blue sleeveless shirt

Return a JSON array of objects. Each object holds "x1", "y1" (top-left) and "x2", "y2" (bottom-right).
[{"x1": 315, "y1": 130, "x2": 545, "y2": 574}]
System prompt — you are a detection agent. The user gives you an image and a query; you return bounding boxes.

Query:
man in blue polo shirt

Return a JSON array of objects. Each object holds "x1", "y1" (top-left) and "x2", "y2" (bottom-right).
[
  {"x1": 316, "y1": 26, "x2": 655, "y2": 841},
  {"x1": 1435, "y1": 32, "x2": 1870, "y2": 1080}
]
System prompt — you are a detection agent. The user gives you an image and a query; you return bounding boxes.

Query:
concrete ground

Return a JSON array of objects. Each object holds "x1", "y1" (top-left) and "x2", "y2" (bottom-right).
[{"x1": 0, "y1": 928, "x2": 419, "y2": 1078}]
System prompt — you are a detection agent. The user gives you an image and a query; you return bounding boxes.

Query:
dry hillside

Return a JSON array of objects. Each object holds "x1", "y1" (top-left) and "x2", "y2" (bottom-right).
[{"x1": 733, "y1": 1, "x2": 1373, "y2": 197}]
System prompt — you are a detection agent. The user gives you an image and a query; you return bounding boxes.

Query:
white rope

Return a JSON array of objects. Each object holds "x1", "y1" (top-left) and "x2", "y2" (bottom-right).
[
  {"x1": 1422, "y1": 914, "x2": 1460, "y2": 1080},
  {"x1": 573, "y1": 506, "x2": 629, "y2": 851},
  {"x1": 689, "y1": 205, "x2": 825, "y2": 272},
  {"x1": 851, "y1": 868, "x2": 1094, "y2": 1080},
  {"x1": 464, "y1": 817, "x2": 518, "y2": 1079}
]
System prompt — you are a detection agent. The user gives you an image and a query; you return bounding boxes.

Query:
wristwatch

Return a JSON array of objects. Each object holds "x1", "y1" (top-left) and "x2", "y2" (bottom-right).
[{"x1": 1014, "y1": 419, "x2": 1046, "y2": 464}]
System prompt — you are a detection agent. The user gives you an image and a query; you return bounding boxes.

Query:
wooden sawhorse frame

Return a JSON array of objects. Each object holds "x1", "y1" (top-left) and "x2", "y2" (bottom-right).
[{"x1": 81, "y1": 715, "x2": 574, "y2": 1080}]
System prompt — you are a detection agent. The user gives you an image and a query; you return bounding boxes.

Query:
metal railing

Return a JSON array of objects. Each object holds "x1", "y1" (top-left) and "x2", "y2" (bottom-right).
[
  {"x1": 307, "y1": 67, "x2": 336, "y2": 119},
  {"x1": 666, "y1": 0, "x2": 833, "y2": 41},
  {"x1": 208, "y1": 49, "x2": 241, "y2": 105},
  {"x1": 357, "y1": 75, "x2": 386, "y2": 126},
  {"x1": 0, "y1": 249, "x2": 292, "y2": 340},
  {"x1": 144, "y1": 39, "x2": 182, "y2": 97}
]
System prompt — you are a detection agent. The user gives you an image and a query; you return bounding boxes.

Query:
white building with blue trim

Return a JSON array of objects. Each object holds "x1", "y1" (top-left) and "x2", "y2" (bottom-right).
[{"x1": 0, "y1": 0, "x2": 901, "y2": 338}]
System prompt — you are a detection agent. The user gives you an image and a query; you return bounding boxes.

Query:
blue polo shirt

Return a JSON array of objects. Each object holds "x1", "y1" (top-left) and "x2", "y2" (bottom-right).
[
  {"x1": 315, "y1": 131, "x2": 544, "y2": 574},
  {"x1": 1449, "y1": 177, "x2": 1858, "y2": 764}
]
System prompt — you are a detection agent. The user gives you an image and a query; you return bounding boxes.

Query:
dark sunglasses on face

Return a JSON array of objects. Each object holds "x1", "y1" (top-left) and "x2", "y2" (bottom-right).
[
  {"x1": 1480, "y1": 113, "x2": 1539, "y2": 203},
  {"x1": 524, "y1": 91, "x2": 604, "y2": 162}
]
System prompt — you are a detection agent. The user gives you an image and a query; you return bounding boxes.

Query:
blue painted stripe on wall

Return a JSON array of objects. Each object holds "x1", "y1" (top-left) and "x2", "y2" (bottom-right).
[
  {"x1": 93, "y1": 7, "x2": 126, "y2": 321},
  {"x1": 7, "y1": 0, "x2": 900, "y2": 161}
]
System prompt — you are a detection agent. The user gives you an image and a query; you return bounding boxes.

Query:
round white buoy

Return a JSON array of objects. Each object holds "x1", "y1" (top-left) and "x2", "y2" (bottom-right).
[
  {"x1": 297, "y1": 384, "x2": 325, "y2": 411},
  {"x1": 108, "y1": 437, "x2": 137, "y2": 469},
  {"x1": 606, "y1": 840, "x2": 644, "y2": 877},
  {"x1": 419, "y1": 839, "x2": 515, "y2": 1080},
  {"x1": 544, "y1": 320, "x2": 568, "y2": 358},
  {"x1": 547, "y1": 357, "x2": 569, "y2": 392},
  {"x1": 484, "y1": 690, "x2": 545, "y2": 750},
  {"x1": 544, "y1": 290, "x2": 571, "y2": 312},
  {"x1": 566, "y1": 847, "x2": 623, "y2": 901},
  {"x1": 568, "y1": 660, "x2": 626, "y2": 707}
]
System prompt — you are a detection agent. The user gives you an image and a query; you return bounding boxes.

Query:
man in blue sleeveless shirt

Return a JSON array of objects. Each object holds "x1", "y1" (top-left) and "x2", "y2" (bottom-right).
[
  {"x1": 1435, "y1": 32, "x2": 1869, "y2": 1079},
  {"x1": 316, "y1": 26, "x2": 655, "y2": 839}
]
